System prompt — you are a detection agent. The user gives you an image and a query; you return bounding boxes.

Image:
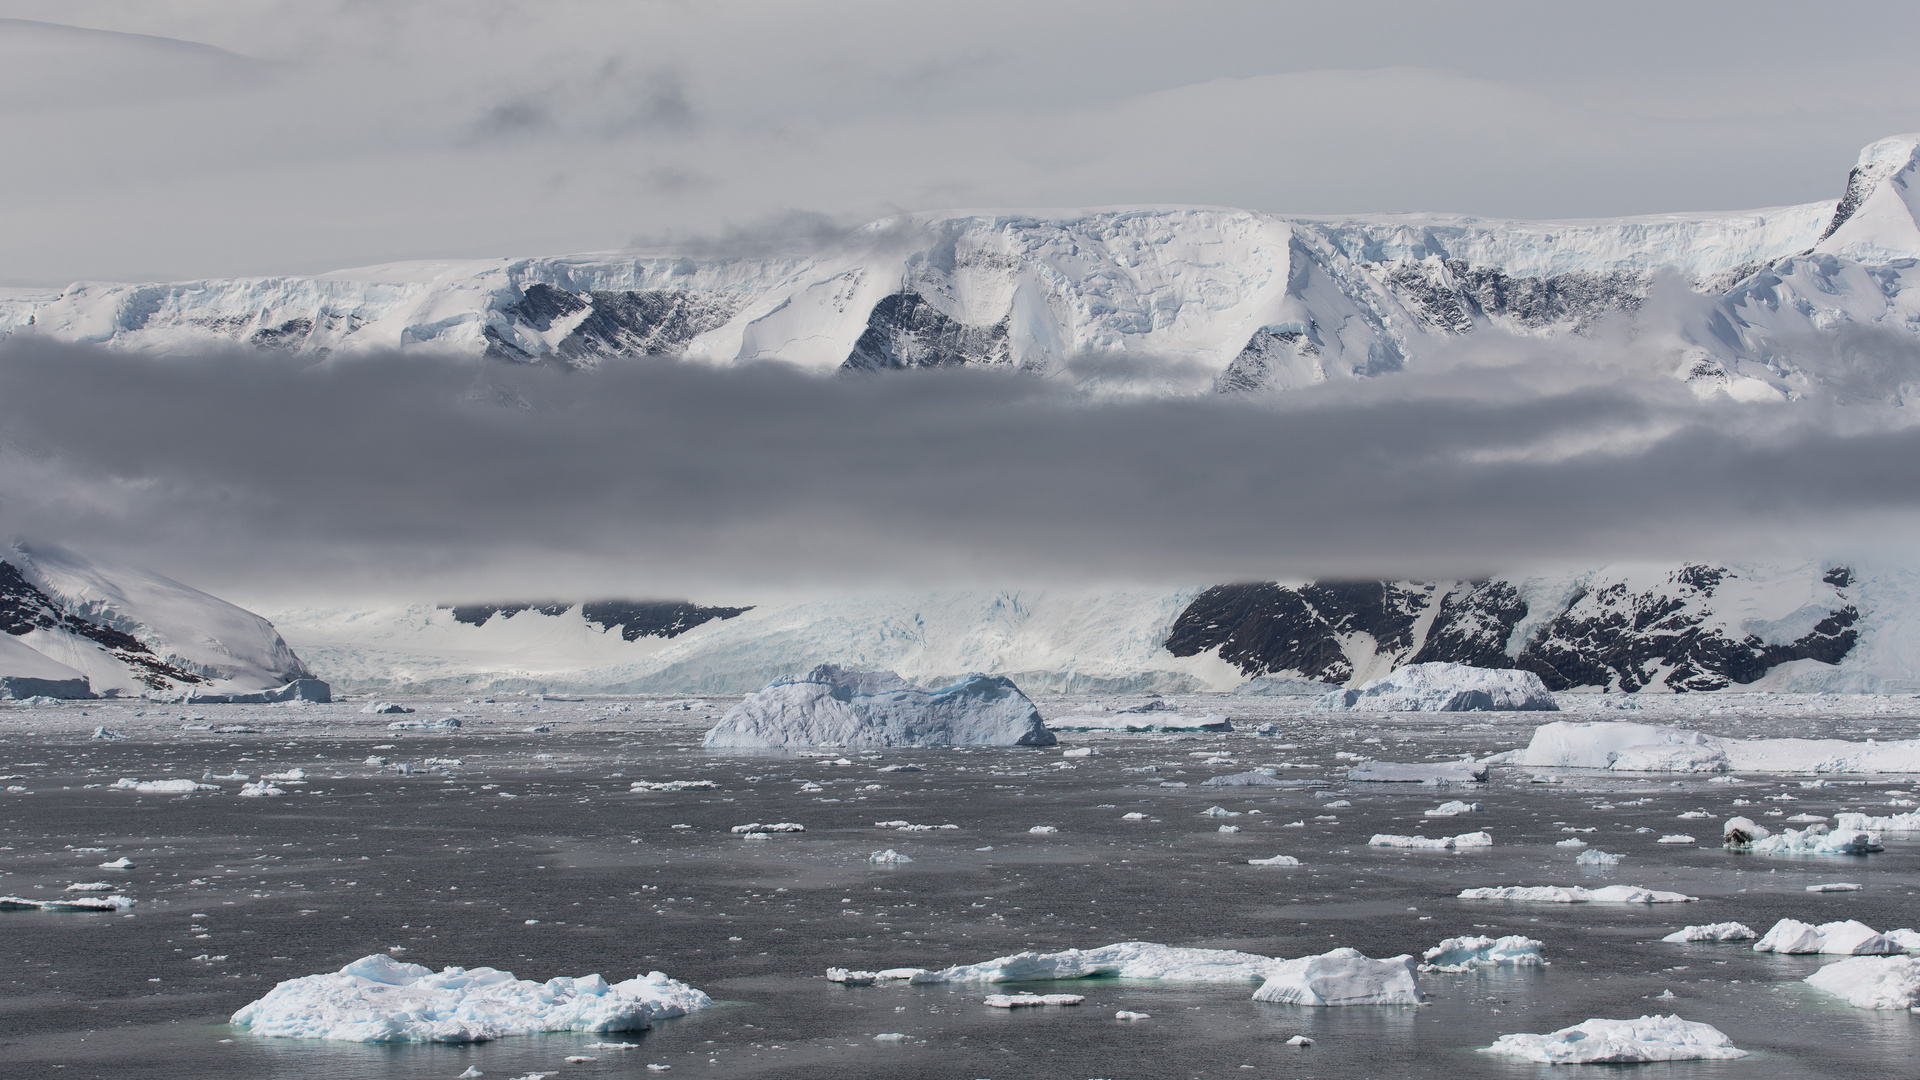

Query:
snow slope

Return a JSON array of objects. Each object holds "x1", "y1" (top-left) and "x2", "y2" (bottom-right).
[{"x1": 6, "y1": 136, "x2": 1920, "y2": 405}]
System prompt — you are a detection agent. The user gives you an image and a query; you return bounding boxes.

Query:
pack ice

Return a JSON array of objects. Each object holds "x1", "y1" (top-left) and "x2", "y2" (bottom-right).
[
  {"x1": 1313, "y1": 663, "x2": 1558, "y2": 712},
  {"x1": 1520, "y1": 721, "x2": 1920, "y2": 773},
  {"x1": 1479, "y1": 1015, "x2": 1747, "y2": 1063},
  {"x1": 702, "y1": 665, "x2": 1054, "y2": 748},
  {"x1": 229, "y1": 954, "x2": 711, "y2": 1042}
]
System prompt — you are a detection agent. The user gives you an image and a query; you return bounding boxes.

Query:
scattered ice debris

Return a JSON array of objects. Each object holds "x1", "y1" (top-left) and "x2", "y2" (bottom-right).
[
  {"x1": 1520, "y1": 720, "x2": 1920, "y2": 774},
  {"x1": 360, "y1": 702, "x2": 414, "y2": 714},
  {"x1": 984, "y1": 993, "x2": 1083, "y2": 1008},
  {"x1": 1575, "y1": 850, "x2": 1622, "y2": 867},
  {"x1": 98, "y1": 857, "x2": 135, "y2": 869},
  {"x1": 65, "y1": 882, "x2": 113, "y2": 892},
  {"x1": 1286, "y1": 1035, "x2": 1314, "y2": 1047},
  {"x1": 1028, "y1": 826, "x2": 1058, "y2": 835},
  {"x1": 1425, "y1": 801, "x2": 1481, "y2": 817},
  {"x1": 730, "y1": 823, "x2": 804, "y2": 834},
  {"x1": 1368, "y1": 832, "x2": 1492, "y2": 850},
  {"x1": 1556, "y1": 839, "x2": 1589, "y2": 849},
  {"x1": 630, "y1": 780, "x2": 718, "y2": 792},
  {"x1": 1750, "y1": 825, "x2": 1879, "y2": 856},
  {"x1": 1808, "y1": 882, "x2": 1865, "y2": 892},
  {"x1": 908, "y1": 942, "x2": 1280, "y2": 984},
  {"x1": 1754, "y1": 919, "x2": 1898, "y2": 955},
  {"x1": 1657, "y1": 835, "x2": 1696, "y2": 845},
  {"x1": 872, "y1": 1032, "x2": 908, "y2": 1042},
  {"x1": 1837, "y1": 810, "x2": 1920, "y2": 833},
  {"x1": 0, "y1": 894, "x2": 136, "y2": 911},
  {"x1": 1419, "y1": 936, "x2": 1545, "y2": 973},
  {"x1": 1115, "y1": 1010, "x2": 1150, "y2": 1021},
  {"x1": 868, "y1": 850, "x2": 913, "y2": 865},
  {"x1": 703, "y1": 665, "x2": 1054, "y2": 748},
  {"x1": 1346, "y1": 759, "x2": 1490, "y2": 784},
  {"x1": 239, "y1": 782, "x2": 285, "y2": 798},
  {"x1": 1251, "y1": 949, "x2": 1423, "y2": 1006},
  {"x1": 1661, "y1": 923, "x2": 1756, "y2": 943},
  {"x1": 229, "y1": 954, "x2": 711, "y2": 1042},
  {"x1": 1458, "y1": 886, "x2": 1695, "y2": 904},
  {"x1": 1807, "y1": 955, "x2": 1920, "y2": 1009},
  {"x1": 112, "y1": 778, "x2": 219, "y2": 794},
  {"x1": 1479, "y1": 1015, "x2": 1747, "y2": 1063},
  {"x1": 1247, "y1": 855, "x2": 1301, "y2": 866},
  {"x1": 1314, "y1": 663, "x2": 1558, "y2": 712}
]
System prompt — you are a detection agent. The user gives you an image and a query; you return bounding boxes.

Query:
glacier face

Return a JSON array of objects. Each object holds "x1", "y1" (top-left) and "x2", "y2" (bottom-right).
[{"x1": 6, "y1": 135, "x2": 1920, "y2": 406}]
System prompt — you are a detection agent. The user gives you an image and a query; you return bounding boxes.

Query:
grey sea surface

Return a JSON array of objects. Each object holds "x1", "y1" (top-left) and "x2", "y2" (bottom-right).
[{"x1": 3, "y1": 693, "x2": 1920, "y2": 1079}]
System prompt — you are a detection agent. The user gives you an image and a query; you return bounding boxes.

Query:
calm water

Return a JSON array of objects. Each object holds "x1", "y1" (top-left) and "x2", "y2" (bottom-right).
[{"x1": 3, "y1": 696, "x2": 1920, "y2": 1079}]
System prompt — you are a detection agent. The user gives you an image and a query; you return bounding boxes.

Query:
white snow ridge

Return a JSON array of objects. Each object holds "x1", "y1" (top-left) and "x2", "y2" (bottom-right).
[
  {"x1": 702, "y1": 665, "x2": 1054, "y2": 748},
  {"x1": 230, "y1": 954, "x2": 711, "y2": 1042}
]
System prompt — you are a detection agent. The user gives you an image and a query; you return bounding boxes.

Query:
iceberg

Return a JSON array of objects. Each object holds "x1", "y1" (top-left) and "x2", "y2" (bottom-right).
[
  {"x1": 904, "y1": 941, "x2": 1280, "y2": 984},
  {"x1": 1418, "y1": 935, "x2": 1545, "y2": 973},
  {"x1": 0, "y1": 894, "x2": 135, "y2": 912},
  {"x1": 1575, "y1": 850, "x2": 1622, "y2": 867},
  {"x1": 1247, "y1": 854, "x2": 1301, "y2": 866},
  {"x1": 1520, "y1": 721, "x2": 1920, "y2": 774},
  {"x1": 1837, "y1": 810, "x2": 1920, "y2": 833},
  {"x1": 1345, "y1": 759, "x2": 1489, "y2": 784},
  {"x1": 1748, "y1": 825, "x2": 1879, "y2": 856},
  {"x1": 983, "y1": 993, "x2": 1083, "y2": 1008},
  {"x1": 1202, "y1": 771, "x2": 1294, "y2": 787},
  {"x1": 239, "y1": 782, "x2": 285, "y2": 798},
  {"x1": 703, "y1": 665, "x2": 1053, "y2": 748},
  {"x1": 1752, "y1": 919, "x2": 1899, "y2": 955},
  {"x1": 867, "y1": 850, "x2": 912, "y2": 865},
  {"x1": 1806, "y1": 955, "x2": 1920, "y2": 1009},
  {"x1": 1479, "y1": 1015, "x2": 1747, "y2": 1063},
  {"x1": 1459, "y1": 885, "x2": 1695, "y2": 904},
  {"x1": 1314, "y1": 663, "x2": 1557, "y2": 713},
  {"x1": 1250, "y1": 949, "x2": 1422, "y2": 1006},
  {"x1": 230, "y1": 954, "x2": 711, "y2": 1042},
  {"x1": 1369, "y1": 832, "x2": 1492, "y2": 850},
  {"x1": 1661, "y1": 923, "x2": 1756, "y2": 943},
  {"x1": 112, "y1": 778, "x2": 218, "y2": 794},
  {"x1": 1425, "y1": 800, "x2": 1481, "y2": 817}
]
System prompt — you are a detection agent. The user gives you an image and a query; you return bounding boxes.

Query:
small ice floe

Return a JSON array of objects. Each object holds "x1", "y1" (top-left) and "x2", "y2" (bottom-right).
[
  {"x1": 1808, "y1": 882, "x2": 1865, "y2": 892},
  {"x1": 905, "y1": 942, "x2": 1280, "y2": 984},
  {"x1": 1121, "y1": 812, "x2": 1147, "y2": 821},
  {"x1": 1575, "y1": 850, "x2": 1622, "y2": 867},
  {"x1": 1028, "y1": 826, "x2": 1058, "y2": 835},
  {"x1": 1202, "y1": 806, "x2": 1241, "y2": 818},
  {"x1": 875, "y1": 763, "x2": 924, "y2": 773},
  {"x1": 1217, "y1": 825, "x2": 1241, "y2": 834},
  {"x1": 874, "y1": 821, "x2": 958, "y2": 831},
  {"x1": 730, "y1": 823, "x2": 804, "y2": 834},
  {"x1": 872, "y1": 1032, "x2": 908, "y2": 1042},
  {"x1": 1202, "y1": 771, "x2": 1292, "y2": 787},
  {"x1": 98, "y1": 857, "x2": 136, "y2": 869},
  {"x1": 1478, "y1": 1015, "x2": 1747, "y2": 1063},
  {"x1": 1735, "y1": 819, "x2": 1879, "y2": 856},
  {"x1": 90, "y1": 727, "x2": 125, "y2": 741},
  {"x1": 229, "y1": 954, "x2": 712, "y2": 1041},
  {"x1": 1657, "y1": 835, "x2": 1696, "y2": 845},
  {"x1": 113, "y1": 778, "x2": 219, "y2": 794},
  {"x1": 65, "y1": 882, "x2": 114, "y2": 892},
  {"x1": 868, "y1": 850, "x2": 913, "y2": 865},
  {"x1": 1425, "y1": 801, "x2": 1481, "y2": 817},
  {"x1": 1247, "y1": 854, "x2": 1301, "y2": 866},
  {"x1": 1661, "y1": 923, "x2": 1757, "y2": 943},
  {"x1": 1555, "y1": 839, "x2": 1588, "y2": 849},
  {"x1": 1116, "y1": 1010, "x2": 1150, "y2": 1020},
  {"x1": 388, "y1": 717, "x2": 460, "y2": 730},
  {"x1": 1061, "y1": 747, "x2": 1093, "y2": 758},
  {"x1": 457, "y1": 1067, "x2": 482, "y2": 1078},
  {"x1": 630, "y1": 780, "x2": 718, "y2": 791},
  {"x1": 1286, "y1": 1034, "x2": 1313, "y2": 1046},
  {"x1": 1251, "y1": 949, "x2": 1423, "y2": 1006},
  {"x1": 1419, "y1": 936, "x2": 1545, "y2": 973},
  {"x1": 0, "y1": 893, "x2": 136, "y2": 911},
  {"x1": 985, "y1": 993, "x2": 1083, "y2": 1008},
  {"x1": 364, "y1": 756, "x2": 387, "y2": 766},
  {"x1": 1838, "y1": 810, "x2": 1920, "y2": 833},
  {"x1": 1806, "y1": 954, "x2": 1920, "y2": 1009},
  {"x1": 1323, "y1": 800, "x2": 1351, "y2": 809},
  {"x1": 361, "y1": 702, "x2": 413, "y2": 714},
  {"x1": 1459, "y1": 885, "x2": 1695, "y2": 904},
  {"x1": 1368, "y1": 832, "x2": 1493, "y2": 850},
  {"x1": 264, "y1": 769, "x2": 307, "y2": 781},
  {"x1": 1346, "y1": 760, "x2": 1489, "y2": 784},
  {"x1": 239, "y1": 782, "x2": 285, "y2": 798},
  {"x1": 1753, "y1": 918, "x2": 1899, "y2": 955}
]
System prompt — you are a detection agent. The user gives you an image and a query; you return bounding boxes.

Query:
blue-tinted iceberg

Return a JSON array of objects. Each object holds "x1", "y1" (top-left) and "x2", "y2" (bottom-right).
[{"x1": 704, "y1": 665, "x2": 1053, "y2": 748}]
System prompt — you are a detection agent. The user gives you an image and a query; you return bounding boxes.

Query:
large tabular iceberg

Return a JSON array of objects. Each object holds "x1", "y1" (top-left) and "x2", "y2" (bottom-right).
[
  {"x1": 1250, "y1": 949, "x2": 1422, "y2": 1006},
  {"x1": 899, "y1": 941, "x2": 1279, "y2": 984},
  {"x1": 1520, "y1": 720, "x2": 1920, "y2": 773},
  {"x1": 230, "y1": 954, "x2": 711, "y2": 1042},
  {"x1": 1314, "y1": 663, "x2": 1558, "y2": 712},
  {"x1": 1479, "y1": 1015, "x2": 1747, "y2": 1063},
  {"x1": 702, "y1": 664, "x2": 1054, "y2": 748}
]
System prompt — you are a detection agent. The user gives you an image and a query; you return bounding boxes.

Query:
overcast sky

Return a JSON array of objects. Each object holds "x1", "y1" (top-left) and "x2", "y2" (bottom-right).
[{"x1": 1, "y1": 1, "x2": 1918, "y2": 285}]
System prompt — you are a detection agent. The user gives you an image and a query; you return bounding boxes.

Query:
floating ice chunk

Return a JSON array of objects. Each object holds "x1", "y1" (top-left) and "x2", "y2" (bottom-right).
[
  {"x1": 872, "y1": 1032, "x2": 907, "y2": 1041},
  {"x1": 875, "y1": 821, "x2": 957, "y2": 831},
  {"x1": 1661, "y1": 923, "x2": 1756, "y2": 943},
  {"x1": 1202, "y1": 807, "x2": 1240, "y2": 818},
  {"x1": 1314, "y1": 663, "x2": 1558, "y2": 712},
  {"x1": 1251, "y1": 949, "x2": 1422, "y2": 1006},
  {"x1": 1046, "y1": 711, "x2": 1231, "y2": 732},
  {"x1": 1575, "y1": 850, "x2": 1622, "y2": 867},
  {"x1": 1202, "y1": 771, "x2": 1291, "y2": 787},
  {"x1": 65, "y1": 882, "x2": 114, "y2": 892},
  {"x1": 264, "y1": 769, "x2": 306, "y2": 781},
  {"x1": 458, "y1": 1068, "x2": 482, "y2": 1078},
  {"x1": 1887, "y1": 928, "x2": 1920, "y2": 951},
  {"x1": 98, "y1": 856, "x2": 135, "y2": 869},
  {"x1": 1751, "y1": 825, "x2": 1878, "y2": 855},
  {"x1": 868, "y1": 850, "x2": 912, "y2": 865},
  {"x1": 1115, "y1": 1010, "x2": 1150, "y2": 1021},
  {"x1": 1346, "y1": 760, "x2": 1489, "y2": 784},
  {"x1": 1425, "y1": 801, "x2": 1481, "y2": 817},
  {"x1": 730, "y1": 823, "x2": 804, "y2": 834},
  {"x1": 229, "y1": 954, "x2": 711, "y2": 1042},
  {"x1": 239, "y1": 782, "x2": 285, "y2": 798},
  {"x1": 1806, "y1": 955, "x2": 1920, "y2": 1009},
  {"x1": 90, "y1": 727, "x2": 124, "y2": 741},
  {"x1": 630, "y1": 780, "x2": 718, "y2": 791},
  {"x1": 1837, "y1": 810, "x2": 1920, "y2": 833},
  {"x1": 1479, "y1": 1015, "x2": 1746, "y2": 1063},
  {"x1": 388, "y1": 717, "x2": 460, "y2": 729},
  {"x1": 1028, "y1": 826, "x2": 1058, "y2": 834},
  {"x1": 875, "y1": 764, "x2": 923, "y2": 773},
  {"x1": 984, "y1": 993, "x2": 1083, "y2": 1008},
  {"x1": 1217, "y1": 825, "x2": 1240, "y2": 834},
  {"x1": 826, "y1": 968, "x2": 878, "y2": 985},
  {"x1": 360, "y1": 702, "x2": 413, "y2": 714},
  {"x1": 1248, "y1": 855, "x2": 1301, "y2": 866},
  {"x1": 1369, "y1": 832, "x2": 1492, "y2": 850},
  {"x1": 1061, "y1": 747, "x2": 1093, "y2": 758},
  {"x1": 1808, "y1": 882, "x2": 1864, "y2": 892},
  {"x1": 0, "y1": 894, "x2": 136, "y2": 911},
  {"x1": 1459, "y1": 885, "x2": 1695, "y2": 904},
  {"x1": 1121, "y1": 812, "x2": 1146, "y2": 821},
  {"x1": 1556, "y1": 838, "x2": 1588, "y2": 849},
  {"x1": 1286, "y1": 1034, "x2": 1313, "y2": 1046},
  {"x1": 704, "y1": 665, "x2": 1054, "y2": 748},
  {"x1": 1754, "y1": 919, "x2": 1898, "y2": 955},
  {"x1": 913, "y1": 941, "x2": 1280, "y2": 983},
  {"x1": 1722, "y1": 817, "x2": 1771, "y2": 847},
  {"x1": 1657, "y1": 835, "x2": 1696, "y2": 844},
  {"x1": 113, "y1": 778, "x2": 218, "y2": 794},
  {"x1": 1419, "y1": 935, "x2": 1545, "y2": 973}
]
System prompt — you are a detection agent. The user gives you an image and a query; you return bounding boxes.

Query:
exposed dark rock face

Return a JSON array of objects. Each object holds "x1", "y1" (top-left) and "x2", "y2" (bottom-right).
[
  {"x1": 1169, "y1": 566, "x2": 1860, "y2": 692},
  {"x1": 1374, "y1": 259, "x2": 1646, "y2": 334},
  {"x1": 0, "y1": 561, "x2": 202, "y2": 689},
  {"x1": 1215, "y1": 325, "x2": 1323, "y2": 393},
  {"x1": 486, "y1": 285, "x2": 746, "y2": 364},
  {"x1": 447, "y1": 599, "x2": 751, "y2": 641},
  {"x1": 842, "y1": 291, "x2": 1011, "y2": 371}
]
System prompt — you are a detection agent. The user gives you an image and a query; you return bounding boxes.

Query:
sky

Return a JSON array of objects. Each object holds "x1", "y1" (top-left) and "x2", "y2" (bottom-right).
[{"x1": 1, "y1": 1, "x2": 1918, "y2": 286}]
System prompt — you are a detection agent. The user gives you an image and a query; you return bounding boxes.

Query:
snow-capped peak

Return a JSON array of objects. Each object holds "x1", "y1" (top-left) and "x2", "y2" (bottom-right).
[{"x1": 1815, "y1": 133, "x2": 1920, "y2": 262}]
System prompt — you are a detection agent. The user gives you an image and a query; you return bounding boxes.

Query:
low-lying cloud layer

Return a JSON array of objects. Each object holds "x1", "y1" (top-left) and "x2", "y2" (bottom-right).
[{"x1": 2, "y1": 339, "x2": 1917, "y2": 603}]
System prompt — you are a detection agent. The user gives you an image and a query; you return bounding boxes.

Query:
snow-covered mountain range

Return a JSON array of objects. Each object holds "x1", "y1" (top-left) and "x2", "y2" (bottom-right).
[{"x1": 6, "y1": 135, "x2": 1920, "y2": 405}]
